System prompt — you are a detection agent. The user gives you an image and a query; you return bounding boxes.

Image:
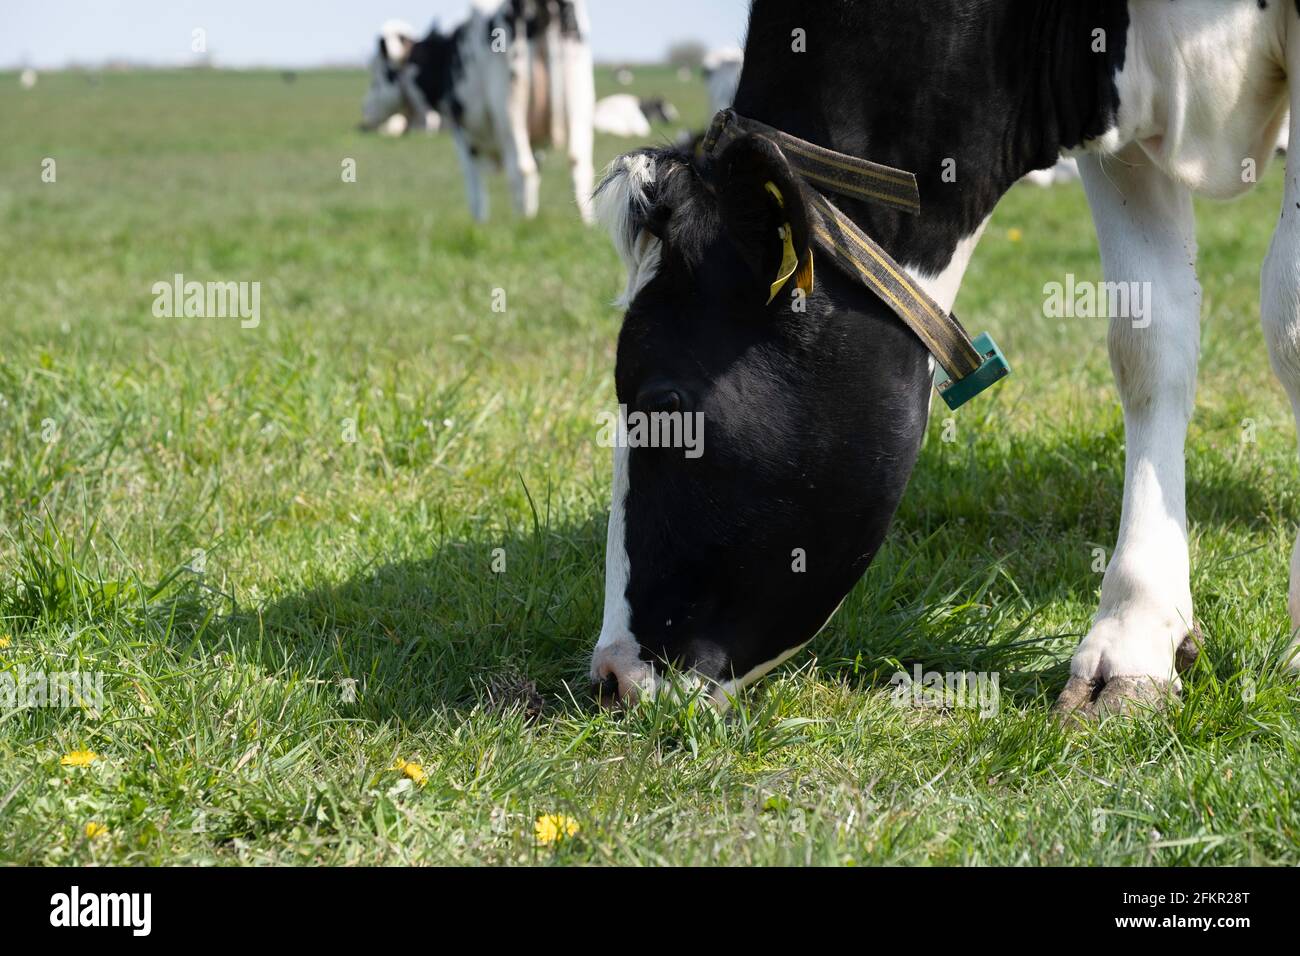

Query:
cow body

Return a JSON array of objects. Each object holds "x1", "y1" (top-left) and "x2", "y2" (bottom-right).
[
  {"x1": 591, "y1": 0, "x2": 1300, "y2": 713},
  {"x1": 362, "y1": 1, "x2": 595, "y2": 223},
  {"x1": 593, "y1": 95, "x2": 652, "y2": 138}
]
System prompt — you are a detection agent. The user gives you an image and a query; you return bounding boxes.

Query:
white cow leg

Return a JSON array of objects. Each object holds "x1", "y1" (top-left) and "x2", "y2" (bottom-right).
[
  {"x1": 569, "y1": 140, "x2": 594, "y2": 225},
  {"x1": 453, "y1": 129, "x2": 489, "y2": 223},
  {"x1": 499, "y1": 123, "x2": 539, "y2": 219},
  {"x1": 486, "y1": 31, "x2": 539, "y2": 220},
  {"x1": 1262, "y1": 104, "x2": 1300, "y2": 674},
  {"x1": 495, "y1": 53, "x2": 539, "y2": 219},
  {"x1": 564, "y1": 39, "x2": 596, "y2": 224},
  {"x1": 1057, "y1": 148, "x2": 1202, "y2": 718}
]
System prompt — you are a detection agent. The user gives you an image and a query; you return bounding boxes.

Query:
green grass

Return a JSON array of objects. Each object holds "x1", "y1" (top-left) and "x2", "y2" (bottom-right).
[{"x1": 1, "y1": 65, "x2": 1299, "y2": 865}]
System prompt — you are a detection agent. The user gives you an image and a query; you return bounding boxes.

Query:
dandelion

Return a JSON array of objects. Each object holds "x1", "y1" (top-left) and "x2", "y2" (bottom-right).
[
  {"x1": 0, "y1": 635, "x2": 10, "y2": 649},
  {"x1": 60, "y1": 749, "x2": 98, "y2": 768},
  {"x1": 84, "y1": 822, "x2": 108, "y2": 839},
  {"x1": 1007, "y1": 227, "x2": 1023, "y2": 243},
  {"x1": 535, "y1": 814, "x2": 579, "y2": 846},
  {"x1": 393, "y1": 758, "x2": 427, "y2": 786}
]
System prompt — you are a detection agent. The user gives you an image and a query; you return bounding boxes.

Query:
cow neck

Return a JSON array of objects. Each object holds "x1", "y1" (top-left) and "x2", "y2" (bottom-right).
[{"x1": 732, "y1": 0, "x2": 1129, "y2": 276}]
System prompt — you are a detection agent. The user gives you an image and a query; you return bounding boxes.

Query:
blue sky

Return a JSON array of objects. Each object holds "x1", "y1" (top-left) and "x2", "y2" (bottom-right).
[{"x1": 1, "y1": 0, "x2": 752, "y2": 68}]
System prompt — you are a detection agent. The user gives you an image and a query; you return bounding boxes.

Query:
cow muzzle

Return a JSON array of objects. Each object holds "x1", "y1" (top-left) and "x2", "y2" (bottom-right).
[{"x1": 589, "y1": 640, "x2": 654, "y2": 708}]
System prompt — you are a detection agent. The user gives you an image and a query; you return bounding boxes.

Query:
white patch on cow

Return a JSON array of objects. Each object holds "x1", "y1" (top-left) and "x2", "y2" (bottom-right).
[
  {"x1": 380, "y1": 19, "x2": 416, "y2": 67},
  {"x1": 902, "y1": 217, "x2": 990, "y2": 421},
  {"x1": 1104, "y1": 0, "x2": 1288, "y2": 200},
  {"x1": 594, "y1": 153, "x2": 663, "y2": 306},
  {"x1": 904, "y1": 218, "x2": 989, "y2": 318},
  {"x1": 595, "y1": 443, "x2": 632, "y2": 653},
  {"x1": 590, "y1": 444, "x2": 654, "y2": 699},
  {"x1": 1021, "y1": 156, "x2": 1081, "y2": 187}
]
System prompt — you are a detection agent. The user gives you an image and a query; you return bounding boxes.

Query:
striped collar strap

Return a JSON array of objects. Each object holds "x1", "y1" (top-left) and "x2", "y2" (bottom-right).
[{"x1": 702, "y1": 109, "x2": 1009, "y2": 410}]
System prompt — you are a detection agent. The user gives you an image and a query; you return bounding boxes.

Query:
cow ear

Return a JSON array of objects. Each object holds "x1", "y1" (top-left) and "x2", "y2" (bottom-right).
[
  {"x1": 715, "y1": 133, "x2": 814, "y2": 307},
  {"x1": 380, "y1": 32, "x2": 415, "y2": 65}
]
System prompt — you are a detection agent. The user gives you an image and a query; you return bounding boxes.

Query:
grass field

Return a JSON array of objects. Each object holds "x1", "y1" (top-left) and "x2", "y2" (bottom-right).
[{"x1": 2, "y1": 65, "x2": 1300, "y2": 866}]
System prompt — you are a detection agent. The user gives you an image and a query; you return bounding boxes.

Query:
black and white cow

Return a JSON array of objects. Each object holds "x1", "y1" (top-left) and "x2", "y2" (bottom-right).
[
  {"x1": 593, "y1": 95, "x2": 653, "y2": 137},
  {"x1": 639, "y1": 97, "x2": 680, "y2": 126},
  {"x1": 361, "y1": 2, "x2": 595, "y2": 223},
  {"x1": 591, "y1": 0, "x2": 1300, "y2": 716}
]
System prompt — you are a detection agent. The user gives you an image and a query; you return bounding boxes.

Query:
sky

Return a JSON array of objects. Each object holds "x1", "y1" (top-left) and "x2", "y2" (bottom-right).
[{"x1": 0, "y1": 0, "x2": 752, "y2": 69}]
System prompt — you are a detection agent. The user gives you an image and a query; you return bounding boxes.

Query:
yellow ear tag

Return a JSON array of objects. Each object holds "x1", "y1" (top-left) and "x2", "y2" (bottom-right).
[{"x1": 764, "y1": 182, "x2": 812, "y2": 305}]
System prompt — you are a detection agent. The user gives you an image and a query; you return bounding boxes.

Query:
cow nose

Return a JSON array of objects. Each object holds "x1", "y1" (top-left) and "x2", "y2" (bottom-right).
[{"x1": 589, "y1": 640, "x2": 651, "y2": 708}]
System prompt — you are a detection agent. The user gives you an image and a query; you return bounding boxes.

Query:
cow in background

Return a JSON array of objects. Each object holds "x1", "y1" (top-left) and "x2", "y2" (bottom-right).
[
  {"x1": 593, "y1": 95, "x2": 681, "y2": 138},
  {"x1": 361, "y1": 2, "x2": 595, "y2": 223},
  {"x1": 702, "y1": 46, "x2": 743, "y2": 114}
]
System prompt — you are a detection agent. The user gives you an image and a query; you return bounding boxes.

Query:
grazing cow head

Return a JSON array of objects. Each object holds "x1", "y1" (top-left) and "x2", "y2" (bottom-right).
[
  {"x1": 360, "y1": 21, "x2": 416, "y2": 131},
  {"x1": 638, "y1": 98, "x2": 679, "y2": 125},
  {"x1": 590, "y1": 134, "x2": 934, "y2": 706},
  {"x1": 360, "y1": 21, "x2": 459, "y2": 133}
]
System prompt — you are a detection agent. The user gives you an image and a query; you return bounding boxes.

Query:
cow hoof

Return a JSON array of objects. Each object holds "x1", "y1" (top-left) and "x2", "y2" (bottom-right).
[
  {"x1": 1053, "y1": 623, "x2": 1201, "y2": 723},
  {"x1": 1175, "y1": 624, "x2": 1203, "y2": 673},
  {"x1": 1052, "y1": 674, "x2": 1177, "y2": 722},
  {"x1": 1092, "y1": 675, "x2": 1176, "y2": 717}
]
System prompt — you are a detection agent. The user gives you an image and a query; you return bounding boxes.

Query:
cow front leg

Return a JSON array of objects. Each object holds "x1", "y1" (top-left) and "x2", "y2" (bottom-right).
[
  {"x1": 562, "y1": 37, "x2": 596, "y2": 224},
  {"x1": 452, "y1": 129, "x2": 490, "y2": 223},
  {"x1": 1056, "y1": 149, "x2": 1202, "y2": 719},
  {"x1": 494, "y1": 49, "x2": 540, "y2": 219},
  {"x1": 1262, "y1": 104, "x2": 1300, "y2": 675},
  {"x1": 502, "y1": 132, "x2": 540, "y2": 219},
  {"x1": 568, "y1": 131, "x2": 594, "y2": 225}
]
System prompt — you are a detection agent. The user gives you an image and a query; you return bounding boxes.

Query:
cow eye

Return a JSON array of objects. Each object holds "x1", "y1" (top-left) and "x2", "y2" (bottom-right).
[{"x1": 635, "y1": 385, "x2": 685, "y2": 415}]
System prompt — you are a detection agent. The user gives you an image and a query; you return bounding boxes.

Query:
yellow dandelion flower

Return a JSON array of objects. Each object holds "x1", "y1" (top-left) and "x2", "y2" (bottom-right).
[
  {"x1": 393, "y1": 758, "x2": 427, "y2": 786},
  {"x1": 60, "y1": 749, "x2": 98, "y2": 768},
  {"x1": 0, "y1": 635, "x2": 11, "y2": 649},
  {"x1": 84, "y1": 822, "x2": 109, "y2": 839},
  {"x1": 535, "y1": 814, "x2": 579, "y2": 846},
  {"x1": 1007, "y1": 227, "x2": 1023, "y2": 243}
]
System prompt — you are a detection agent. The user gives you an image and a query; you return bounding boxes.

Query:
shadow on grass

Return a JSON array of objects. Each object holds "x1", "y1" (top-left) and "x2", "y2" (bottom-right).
[
  {"x1": 136, "y1": 422, "x2": 1283, "y2": 721},
  {"x1": 194, "y1": 514, "x2": 608, "y2": 722}
]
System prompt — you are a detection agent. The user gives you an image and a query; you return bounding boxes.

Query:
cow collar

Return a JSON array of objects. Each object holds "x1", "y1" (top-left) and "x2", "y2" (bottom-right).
[{"x1": 701, "y1": 109, "x2": 1010, "y2": 410}]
